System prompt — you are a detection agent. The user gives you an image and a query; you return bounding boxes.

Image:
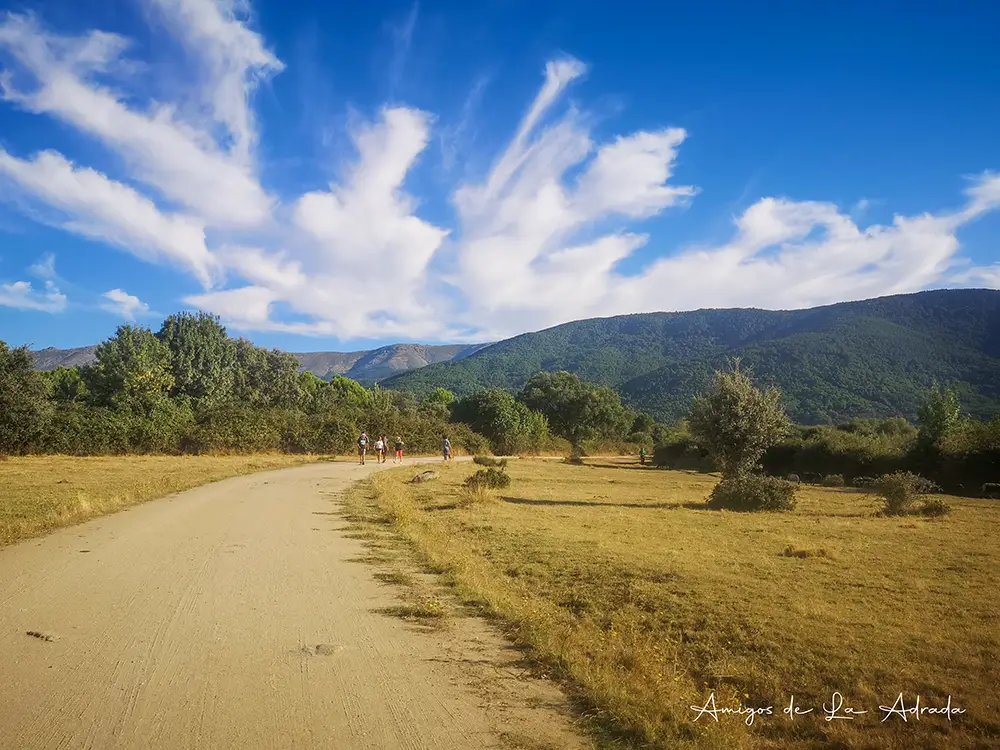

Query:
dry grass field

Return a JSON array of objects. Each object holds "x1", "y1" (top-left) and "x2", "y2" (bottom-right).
[
  {"x1": 0, "y1": 454, "x2": 320, "y2": 546},
  {"x1": 346, "y1": 457, "x2": 1000, "y2": 750}
]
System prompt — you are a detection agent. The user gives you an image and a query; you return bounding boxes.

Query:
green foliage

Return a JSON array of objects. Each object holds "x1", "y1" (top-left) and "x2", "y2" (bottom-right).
[
  {"x1": 156, "y1": 312, "x2": 236, "y2": 405},
  {"x1": 38, "y1": 404, "x2": 133, "y2": 455},
  {"x1": 873, "y1": 471, "x2": 944, "y2": 516},
  {"x1": 821, "y1": 474, "x2": 846, "y2": 487},
  {"x1": 84, "y1": 325, "x2": 174, "y2": 413},
  {"x1": 451, "y1": 389, "x2": 549, "y2": 455},
  {"x1": 517, "y1": 371, "x2": 627, "y2": 454},
  {"x1": 187, "y1": 405, "x2": 282, "y2": 454},
  {"x1": 707, "y1": 474, "x2": 798, "y2": 512},
  {"x1": 917, "y1": 385, "x2": 961, "y2": 447},
  {"x1": 688, "y1": 360, "x2": 790, "y2": 478},
  {"x1": 0, "y1": 342, "x2": 51, "y2": 454},
  {"x1": 465, "y1": 467, "x2": 511, "y2": 490},
  {"x1": 631, "y1": 412, "x2": 655, "y2": 433},
  {"x1": 42, "y1": 366, "x2": 89, "y2": 403},
  {"x1": 327, "y1": 374, "x2": 372, "y2": 409},
  {"x1": 231, "y1": 339, "x2": 302, "y2": 409}
]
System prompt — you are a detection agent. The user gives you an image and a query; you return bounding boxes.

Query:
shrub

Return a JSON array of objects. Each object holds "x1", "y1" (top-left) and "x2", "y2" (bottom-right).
[
  {"x1": 457, "y1": 483, "x2": 499, "y2": 507},
  {"x1": 707, "y1": 474, "x2": 797, "y2": 512},
  {"x1": 821, "y1": 474, "x2": 846, "y2": 487},
  {"x1": 919, "y1": 497, "x2": 952, "y2": 517},
  {"x1": 853, "y1": 476, "x2": 877, "y2": 488},
  {"x1": 188, "y1": 405, "x2": 281, "y2": 453},
  {"x1": 473, "y1": 455, "x2": 508, "y2": 468},
  {"x1": 465, "y1": 467, "x2": 511, "y2": 490},
  {"x1": 873, "y1": 471, "x2": 942, "y2": 516}
]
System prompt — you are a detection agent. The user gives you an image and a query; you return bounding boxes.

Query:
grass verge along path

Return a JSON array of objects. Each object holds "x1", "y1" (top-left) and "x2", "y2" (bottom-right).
[
  {"x1": 346, "y1": 457, "x2": 1000, "y2": 750},
  {"x1": 0, "y1": 454, "x2": 320, "y2": 546}
]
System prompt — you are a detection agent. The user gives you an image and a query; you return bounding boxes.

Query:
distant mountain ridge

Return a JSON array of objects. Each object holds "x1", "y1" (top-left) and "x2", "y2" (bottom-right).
[
  {"x1": 381, "y1": 289, "x2": 1000, "y2": 424},
  {"x1": 30, "y1": 342, "x2": 492, "y2": 384}
]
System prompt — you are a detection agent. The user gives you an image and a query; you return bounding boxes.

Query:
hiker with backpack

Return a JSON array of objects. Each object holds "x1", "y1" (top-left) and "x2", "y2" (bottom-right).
[
  {"x1": 442, "y1": 435, "x2": 451, "y2": 462},
  {"x1": 358, "y1": 433, "x2": 368, "y2": 465},
  {"x1": 394, "y1": 436, "x2": 404, "y2": 463}
]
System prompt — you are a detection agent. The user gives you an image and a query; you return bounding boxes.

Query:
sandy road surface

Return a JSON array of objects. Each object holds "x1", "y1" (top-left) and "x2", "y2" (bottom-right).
[{"x1": 0, "y1": 459, "x2": 588, "y2": 750}]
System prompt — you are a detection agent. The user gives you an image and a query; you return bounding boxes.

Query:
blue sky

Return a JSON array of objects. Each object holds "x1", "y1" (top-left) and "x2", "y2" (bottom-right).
[{"x1": 1, "y1": 0, "x2": 998, "y2": 353}]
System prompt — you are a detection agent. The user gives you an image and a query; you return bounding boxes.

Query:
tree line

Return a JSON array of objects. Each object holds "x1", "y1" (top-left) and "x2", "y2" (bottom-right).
[
  {"x1": 656, "y1": 361, "x2": 1000, "y2": 500},
  {"x1": 1, "y1": 313, "x2": 655, "y2": 457}
]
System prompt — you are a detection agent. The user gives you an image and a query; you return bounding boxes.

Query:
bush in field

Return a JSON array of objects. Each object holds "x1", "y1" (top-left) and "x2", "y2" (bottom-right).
[
  {"x1": 473, "y1": 455, "x2": 508, "y2": 468},
  {"x1": 821, "y1": 474, "x2": 846, "y2": 487},
  {"x1": 873, "y1": 471, "x2": 946, "y2": 516},
  {"x1": 707, "y1": 474, "x2": 798, "y2": 512},
  {"x1": 465, "y1": 467, "x2": 511, "y2": 490}
]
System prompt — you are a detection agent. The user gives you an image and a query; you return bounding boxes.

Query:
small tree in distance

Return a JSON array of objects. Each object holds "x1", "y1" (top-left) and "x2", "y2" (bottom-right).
[{"x1": 688, "y1": 359, "x2": 795, "y2": 511}]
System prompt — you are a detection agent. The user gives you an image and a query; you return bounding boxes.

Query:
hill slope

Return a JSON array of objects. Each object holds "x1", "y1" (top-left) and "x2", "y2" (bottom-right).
[
  {"x1": 30, "y1": 342, "x2": 490, "y2": 384},
  {"x1": 382, "y1": 289, "x2": 1000, "y2": 423}
]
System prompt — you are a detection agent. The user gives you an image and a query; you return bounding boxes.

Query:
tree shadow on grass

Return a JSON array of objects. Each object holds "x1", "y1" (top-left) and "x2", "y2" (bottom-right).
[{"x1": 501, "y1": 496, "x2": 683, "y2": 510}]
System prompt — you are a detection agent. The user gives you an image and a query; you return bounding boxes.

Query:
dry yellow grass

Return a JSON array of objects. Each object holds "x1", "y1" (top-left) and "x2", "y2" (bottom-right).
[
  {"x1": 0, "y1": 454, "x2": 320, "y2": 546},
  {"x1": 347, "y1": 457, "x2": 1000, "y2": 750}
]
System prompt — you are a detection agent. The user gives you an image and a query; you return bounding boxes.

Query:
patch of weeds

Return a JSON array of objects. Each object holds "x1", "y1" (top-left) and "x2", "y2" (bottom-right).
[
  {"x1": 374, "y1": 570, "x2": 415, "y2": 587},
  {"x1": 379, "y1": 597, "x2": 447, "y2": 623},
  {"x1": 779, "y1": 545, "x2": 831, "y2": 559}
]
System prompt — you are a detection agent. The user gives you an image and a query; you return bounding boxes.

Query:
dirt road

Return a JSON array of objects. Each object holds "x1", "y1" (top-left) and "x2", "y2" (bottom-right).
[{"x1": 0, "y1": 460, "x2": 588, "y2": 750}]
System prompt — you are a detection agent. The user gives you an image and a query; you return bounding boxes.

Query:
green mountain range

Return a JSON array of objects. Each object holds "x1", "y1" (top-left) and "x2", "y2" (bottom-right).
[{"x1": 381, "y1": 289, "x2": 1000, "y2": 424}]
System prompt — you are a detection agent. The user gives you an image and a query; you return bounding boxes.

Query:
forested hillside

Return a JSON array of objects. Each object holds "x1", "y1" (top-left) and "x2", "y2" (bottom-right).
[{"x1": 383, "y1": 289, "x2": 1000, "y2": 423}]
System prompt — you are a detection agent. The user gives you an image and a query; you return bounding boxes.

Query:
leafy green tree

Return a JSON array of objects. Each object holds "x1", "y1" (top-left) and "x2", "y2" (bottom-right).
[
  {"x1": 917, "y1": 385, "x2": 961, "y2": 447},
  {"x1": 368, "y1": 384, "x2": 394, "y2": 412},
  {"x1": 517, "y1": 371, "x2": 626, "y2": 457},
  {"x1": 157, "y1": 312, "x2": 236, "y2": 405},
  {"x1": 231, "y1": 339, "x2": 302, "y2": 408},
  {"x1": 631, "y1": 412, "x2": 655, "y2": 434},
  {"x1": 83, "y1": 325, "x2": 174, "y2": 414},
  {"x1": 419, "y1": 387, "x2": 455, "y2": 420},
  {"x1": 42, "y1": 366, "x2": 89, "y2": 403},
  {"x1": 329, "y1": 375, "x2": 372, "y2": 409},
  {"x1": 687, "y1": 359, "x2": 790, "y2": 478},
  {"x1": 0, "y1": 342, "x2": 51, "y2": 453},
  {"x1": 452, "y1": 389, "x2": 548, "y2": 455}
]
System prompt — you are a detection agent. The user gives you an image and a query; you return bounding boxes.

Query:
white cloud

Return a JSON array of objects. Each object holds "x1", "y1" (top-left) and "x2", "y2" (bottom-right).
[
  {"x1": 145, "y1": 0, "x2": 284, "y2": 162},
  {"x1": 0, "y1": 11, "x2": 273, "y2": 228},
  {"x1": 0, "y1": 148, "x2": 218, "y2": 286},
  {"x1": 0, "y1": 279, "x2": 66, "y2": 312},
  {"x1": 1, "y1": 4, "x2": 998, "y2": 343},
  {"x1": 100, "y1": 288, "x2": 150, "y2": 320}
]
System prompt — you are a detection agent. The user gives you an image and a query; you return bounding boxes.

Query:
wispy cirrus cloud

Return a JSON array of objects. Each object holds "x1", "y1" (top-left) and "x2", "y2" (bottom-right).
[{"x1": 0, "y1": 1, "x2": 997, "y2": 340}]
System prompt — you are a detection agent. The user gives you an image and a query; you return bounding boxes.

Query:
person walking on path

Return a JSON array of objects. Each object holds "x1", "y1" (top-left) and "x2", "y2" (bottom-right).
[
  {"x1": 358, "y1": 433, "x2": 368, "y2": 465},
  {"x1": 374, "y1": 435, "x2": 385, "y2": 464},
  {"x1": 639, "y1": 447, "x2": 647, "y2": 466},
  {"x1": 442, "y1": 435, "x2": 451, "y2": 462},
  {"x1": 394, "y1": 436, "x2": 404, "y2": 463}
]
